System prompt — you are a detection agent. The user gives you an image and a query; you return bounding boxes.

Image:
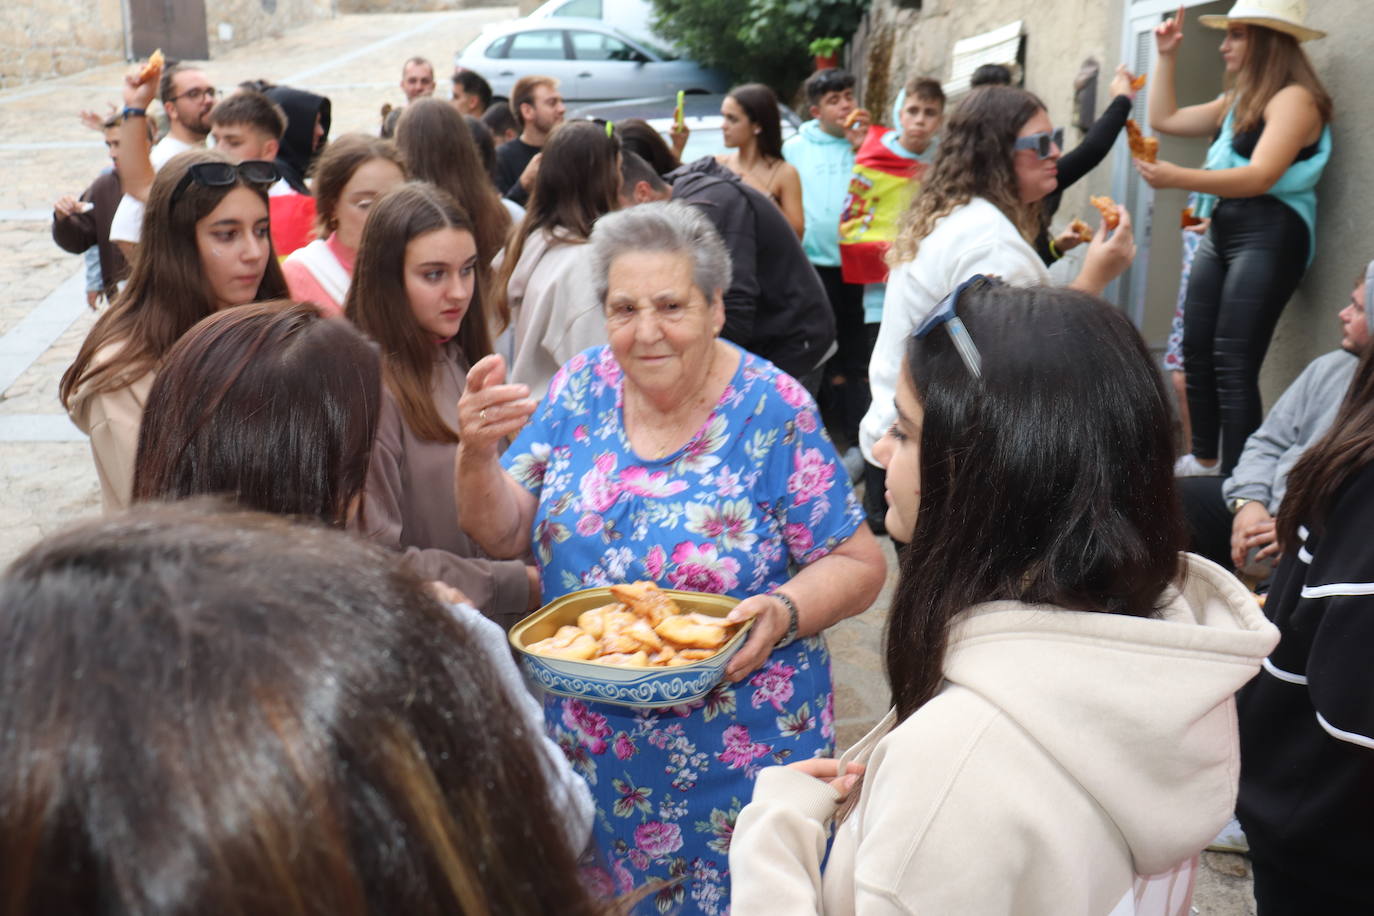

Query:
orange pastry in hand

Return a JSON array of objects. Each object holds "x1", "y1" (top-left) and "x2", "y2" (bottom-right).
[{"x1": 1091, "y1": 195, "x2": 1121, "y2": 231}]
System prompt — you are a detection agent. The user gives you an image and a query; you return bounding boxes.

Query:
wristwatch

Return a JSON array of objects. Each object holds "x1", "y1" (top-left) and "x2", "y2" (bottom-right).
[
  {"x1": 771, "y1": 591, "x2": 800, "y2": 649},
  {"x1": 121, "y1": 106, "x2": 147, "y2": 118},
  {"x1": 1229, "y1": 497, "x2": 1259, "y2": 514}
]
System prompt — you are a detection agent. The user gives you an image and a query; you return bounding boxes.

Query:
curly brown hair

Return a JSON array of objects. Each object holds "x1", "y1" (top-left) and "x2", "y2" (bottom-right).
[{"x1": 889, "y1": 86, "x2": 1045, "y2": 265}]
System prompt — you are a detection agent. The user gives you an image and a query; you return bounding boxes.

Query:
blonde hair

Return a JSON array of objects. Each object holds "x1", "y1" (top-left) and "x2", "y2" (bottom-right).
[{"x1": 889, "y1": 87, "x2": 1044, "y2": 266}]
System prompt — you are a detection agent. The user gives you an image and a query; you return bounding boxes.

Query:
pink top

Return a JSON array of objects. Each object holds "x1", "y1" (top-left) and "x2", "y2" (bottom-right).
[{"x1": 282, "y1": 233, "x2": 356, "y2": 317}]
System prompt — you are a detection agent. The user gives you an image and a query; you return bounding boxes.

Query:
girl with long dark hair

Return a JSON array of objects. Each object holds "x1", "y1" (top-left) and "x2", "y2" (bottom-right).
[
  {"x1": 716, "y1": 82, "x2": 804, "y2": 236},
  {"x1": 394, "y1": 97, "x2": 512, "y2": 267},
  {"x1": 60, "y1": 148, "x2": 287, "y2": 511},
  {"x1": 493, "y1": 119, "x2": 621, "y2": 396},
  {"x1": 1237, "y1": 322, "x2": 1374, "y2": 913},
  {"x1": 1139, "y1": 3, "x2": 1332, "y2": 476},
  {"x1": 345, "y1": 182, "x2": 539, "y2": 629},
  {"x1": 729, "y1": 282, "x2": 1278, "y2": 913},
  {"x1": 132, "y1": 300, "x2": 380, "y2": 525},
  {"x1": 0, "y1": 503, "x2": 598, "y2": 915}
]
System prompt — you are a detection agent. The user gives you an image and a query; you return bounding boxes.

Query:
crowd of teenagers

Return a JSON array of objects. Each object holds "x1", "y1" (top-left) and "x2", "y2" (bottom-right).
[{"x1": 18, "y1": 1, "x2": 1371, "y2": 912}]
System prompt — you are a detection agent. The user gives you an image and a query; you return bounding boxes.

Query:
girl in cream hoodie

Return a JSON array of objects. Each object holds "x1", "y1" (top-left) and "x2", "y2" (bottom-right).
[{"x1": 730, "y1": 283, "x2": 1278, "y2": 915}]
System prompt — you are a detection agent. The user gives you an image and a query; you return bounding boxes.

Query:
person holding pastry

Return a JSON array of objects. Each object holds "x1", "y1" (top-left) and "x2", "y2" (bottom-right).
[
  {"x1": 455, "y1": 200, "x2": 886, "y2": 914},
  {"x1": 1137, "y1": 1, "x2": 1333, "y2": 478}
]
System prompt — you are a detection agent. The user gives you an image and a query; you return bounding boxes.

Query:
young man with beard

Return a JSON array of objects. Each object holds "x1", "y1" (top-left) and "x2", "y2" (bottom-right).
[
  {"x1": 108, "y1": 62, "x2": 216, "y2": 252},
  {"x1": 493, "y1": 76, "x2": 565, "y2": 205}
]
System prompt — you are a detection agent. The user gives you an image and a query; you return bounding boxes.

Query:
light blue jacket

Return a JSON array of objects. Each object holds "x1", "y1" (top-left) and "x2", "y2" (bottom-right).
[{"x1": 783, "y1": 120, "x2": 854, "y2": 267}]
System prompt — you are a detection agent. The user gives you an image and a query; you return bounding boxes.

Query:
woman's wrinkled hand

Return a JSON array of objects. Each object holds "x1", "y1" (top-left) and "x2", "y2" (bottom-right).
[
  {"x1": 723, "y1": 593, "x2": 790, "y2": 681},
  {"x1": 787, "y1": 757, "x2": 866, "y2": 802},
  {"x1": 457, "y1": 354, "x2": 537, "y2": 457}
]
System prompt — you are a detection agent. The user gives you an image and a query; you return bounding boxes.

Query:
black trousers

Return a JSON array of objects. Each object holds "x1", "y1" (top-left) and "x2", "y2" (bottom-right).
[
  {"x1": 815, "y1": 265, "x2": 868, "y2": 447},
  {"x1": 1251, "y1": 858, "x2": 1374, "y2": 916},
  {"x1": 1182, "y1": 196, "x2": 1308, "y2": 473},
  {"x1": 1177, "y1": 476, "x2": 1232, "y2": 568}
]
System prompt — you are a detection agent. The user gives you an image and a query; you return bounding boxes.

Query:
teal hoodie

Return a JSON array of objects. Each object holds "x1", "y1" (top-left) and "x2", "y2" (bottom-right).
[{"x1": 783, "y1": 119, "x2": 855, "y2": 267}]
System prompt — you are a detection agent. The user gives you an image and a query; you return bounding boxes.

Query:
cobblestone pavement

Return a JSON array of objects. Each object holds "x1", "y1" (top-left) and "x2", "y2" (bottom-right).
[{"x1": 0, "y1": 9, "x2": 1254, "y2": 912}]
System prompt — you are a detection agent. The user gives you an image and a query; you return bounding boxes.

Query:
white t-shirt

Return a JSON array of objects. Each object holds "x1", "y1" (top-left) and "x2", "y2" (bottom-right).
[{"x1": 109, "y1": 135, "x2": 199, "y2": 245}]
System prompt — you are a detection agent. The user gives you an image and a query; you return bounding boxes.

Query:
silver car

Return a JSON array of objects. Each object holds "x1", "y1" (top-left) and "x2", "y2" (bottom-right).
[{"x1": 454, "y1": 18, "x2": 730, "y2": 102}]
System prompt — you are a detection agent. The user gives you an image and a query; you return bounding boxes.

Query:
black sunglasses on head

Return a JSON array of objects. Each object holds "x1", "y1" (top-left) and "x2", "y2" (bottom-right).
[{"x1": 169, "y1": 160, "x2": 279, "y2": 208}]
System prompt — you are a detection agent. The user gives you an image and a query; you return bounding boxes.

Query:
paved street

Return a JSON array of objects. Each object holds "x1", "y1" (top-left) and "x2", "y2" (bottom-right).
[{"x1": 0, "y1": 9, "x2": 1254, "y2": 912}]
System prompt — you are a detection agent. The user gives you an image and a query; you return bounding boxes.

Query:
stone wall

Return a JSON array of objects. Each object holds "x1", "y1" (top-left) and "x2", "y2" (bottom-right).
[
  {"x1": 207, "y1": 0, "x2": 337, "y2": 58},
  {"x1": 0, "y1": 0, "x2": 125, "y2": 88}
]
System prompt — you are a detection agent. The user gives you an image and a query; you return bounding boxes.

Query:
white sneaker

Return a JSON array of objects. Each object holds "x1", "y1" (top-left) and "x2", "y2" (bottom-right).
[
  {"x1": 1206, "y1": 817, "x2": 1249, "y2": 854},
  {"x1": 842, "y1": 446, "x2": 865, "y2": 484},
  {"x1": 1174, "y1": 454, "x2": 1222, "y2": 477}
]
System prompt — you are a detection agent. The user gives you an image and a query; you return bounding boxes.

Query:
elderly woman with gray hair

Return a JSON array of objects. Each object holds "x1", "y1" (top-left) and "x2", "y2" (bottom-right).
[{"x1": 456, "y1": 200, "x2": 885, "y2": 913}]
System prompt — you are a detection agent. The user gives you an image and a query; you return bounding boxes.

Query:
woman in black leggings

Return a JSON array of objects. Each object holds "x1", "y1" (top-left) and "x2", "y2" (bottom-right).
[{"x1": 1135, "y1": 2, "x2": 1332, "y2": 475}]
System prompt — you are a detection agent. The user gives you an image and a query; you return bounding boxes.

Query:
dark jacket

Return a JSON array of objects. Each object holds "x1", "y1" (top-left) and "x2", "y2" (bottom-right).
[
  {"x1": 667, "y1": 157, "x2": 835, "y2": 380},
  {"x1": 1237, "y1": 460, "x2": 1374, "y2": 902},
  {"x1": 51, "y1": 169, "x2": 128, "y2": 298},
  {"x1": 263, "y1": 86, "x2": 332, "y2": 194},
  {"x1": 1037, "y1": 93, "x2": 1132, "y2": 264},
  {"x1": 494, "y1": 137, "x2": 539, "y2": 206}
]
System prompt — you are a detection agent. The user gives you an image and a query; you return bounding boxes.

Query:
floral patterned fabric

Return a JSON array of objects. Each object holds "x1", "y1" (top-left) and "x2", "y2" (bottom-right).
[{"x1": 502, "y1": 344, "x2": 864, "y2": 914}]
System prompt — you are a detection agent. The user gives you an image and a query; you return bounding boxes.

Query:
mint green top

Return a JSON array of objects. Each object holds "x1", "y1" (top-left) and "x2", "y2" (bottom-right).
[{"x1": 1193, "y1": 106, "x2": 1331, "y2": 266}]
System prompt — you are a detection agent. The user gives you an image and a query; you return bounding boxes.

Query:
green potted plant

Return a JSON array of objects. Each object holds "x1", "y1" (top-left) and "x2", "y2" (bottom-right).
[{"x1": 809, "y1": 37, "x2": 844, "y2": 70}]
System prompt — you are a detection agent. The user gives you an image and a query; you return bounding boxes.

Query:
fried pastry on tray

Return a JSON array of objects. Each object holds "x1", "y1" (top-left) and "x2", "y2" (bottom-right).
[
  {"x1": 528, "y1": 582, "x2": 742, "y2": 667},
  {"x1": 528, "y1": 625, "x2": 598, "y2": 660},
  {"x1": 1068, "y1": 218, "x2": 1094, "y2": 244},
  {"x1": 609, "y1": 580, "x2": 681, "y2": 625}
]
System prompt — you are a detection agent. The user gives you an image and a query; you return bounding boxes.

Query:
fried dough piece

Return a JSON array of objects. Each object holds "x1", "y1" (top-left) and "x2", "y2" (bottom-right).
[
  {"x1": 577, "y1": 603, "x2": 629, "y2": 639},
  {"x1": 1124, "y1": 119, "x2": 1158, "y2": 163},
  {"x1": 1068, "y1": 218, "x2": 1093, "y2": 243},
  {"x1": 135, "y1": 49, "x2": 164, "y2": 87},
  {"x1": 1131, "y1": 73, "x2": 1147, "y2": 92},
  {"x1": 1181, "y1": 206, "x2": 1204, "y2": 229},
  {"x1": 624, "y1": 617, "x2": 664, "y2": 650},
  {"x1": 649, "y1": 645, "x2": 677, "y2": 666},
  {"x1": 599, "y1": 650, "x2": 650, "y2": 667},
  {"x1": 656, "y1": 614, "x2": 729, "y2": 650},
  {"x1": 529, "y1": 625, "x2": 598, "y2": 660},
  {"x1": 609, "y1": 580, "x2": 681, "y2": 625},
  {"x1": 1090, "y1": 195, "x2": 1121, "y2": 231},
  {"x1": 843, "y1": 108, "x2": 871, "y2": 129}
]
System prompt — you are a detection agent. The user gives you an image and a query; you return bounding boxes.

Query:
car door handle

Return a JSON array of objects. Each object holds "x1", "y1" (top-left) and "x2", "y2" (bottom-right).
[
  {"x1": 499, "y1": 71, "x2": 515, "y2": 77},
  {"x1": 578, "y1": 72, "x2": 593, "y2": 78}
]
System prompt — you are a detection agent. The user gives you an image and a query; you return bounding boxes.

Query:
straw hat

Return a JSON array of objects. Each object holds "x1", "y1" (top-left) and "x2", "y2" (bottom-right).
[{"x1": 1198, "y1": 1, "x2": 1326, "y2": 42}]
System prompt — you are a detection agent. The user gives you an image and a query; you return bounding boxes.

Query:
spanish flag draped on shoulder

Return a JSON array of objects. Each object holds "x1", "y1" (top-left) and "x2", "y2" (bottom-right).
[{"x1": 838, "y1": 125, "x2": 934, "y2": 286}]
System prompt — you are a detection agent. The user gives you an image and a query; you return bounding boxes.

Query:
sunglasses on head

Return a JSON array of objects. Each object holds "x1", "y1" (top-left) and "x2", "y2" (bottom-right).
[
  {"x1": 169, "y1": 160, "x2": 280, "y2": 208},
  {"x1": 1013, "y1": 127, "x2": 1064, "y2": 159},
  {"x1": 913, "y1": 274, "x2": 1005, "y2": 379}
]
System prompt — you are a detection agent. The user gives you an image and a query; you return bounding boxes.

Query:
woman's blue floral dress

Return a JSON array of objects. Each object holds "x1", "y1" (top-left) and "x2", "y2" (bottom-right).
[{"x1": 502, "y1": 344, "x2": 865, "y2": 914}]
